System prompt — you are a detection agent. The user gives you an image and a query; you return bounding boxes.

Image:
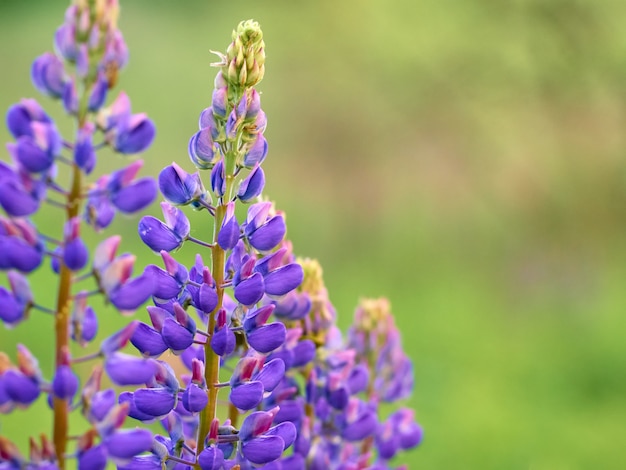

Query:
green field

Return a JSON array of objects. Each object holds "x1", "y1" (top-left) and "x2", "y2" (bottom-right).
[{"x1": 2, "y1": 0, "x2": 626, "y2": 468}]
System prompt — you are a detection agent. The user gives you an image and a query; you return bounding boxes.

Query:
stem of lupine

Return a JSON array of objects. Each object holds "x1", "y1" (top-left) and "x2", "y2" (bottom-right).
[
  {"x1": 197, "y1": 141, "x2": 239, "y2": 462},
  {"x1": 197, "y1": 204, "x2": 226, "y2": 460},
  {"x1": 53, "y1": 63, "x2": 92, "y2": 470},
  {"x1": 53, "y1": 164, "x2": 82, "y2": 469}
]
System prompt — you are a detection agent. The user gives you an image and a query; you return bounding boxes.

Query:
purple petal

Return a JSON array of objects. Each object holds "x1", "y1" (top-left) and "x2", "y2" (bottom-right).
[
  {"x1": 3, "y1": 370, "x2": 40, "y2": 405},
  {"x1": 263, "y1": 263, "x2": 304, "y2": 296},
  {"x1": 4, "y1": 237, "x2": 43, "y2": 273},
  {"x1": 198, "y1": 446, "x2": 224, "y2": 470},
  {"x1": 266, "y1": 421, "x2": 297, "y2": 450},
  {"x1": 133, "y1": 387, "x2": 176, "y2": 418},
  {"x1": 112, "y1": 178, "x2": 157, "y2": 213},
  {"x1": 234, "y1": 272, "x2": 264, "y2": 306},
  {"x1": 0, "y1": 177, "x2": 40, "y2": 217},
  {"x1": 89, "y1": 389, "x2": 116, "y2": 422},
  {"x1": 247, "y1": 322, "x2": 286, "y2": 354},
  {"x1": 158, "y1": 164, "x2": 204, "y2": 206},
  {"x1": 138, "y1": 216, "x2": 182, "y2": 252},
  {"x1": 0, "y1": 287, "x2": 25, "y2": 325},
  {"x1": 230, "y1": 381, "x2": 264, "y2": 411},
  {"x1": 241, "y1": 435, "x2": 284, "y2": 465},
  {"x1": 15, "y1": 136, "x2": 55, "y2": 173},
  {"x1": 109, "y1": 274, "x2": 153, "y2": 311},
  {"x1": 105, "y1": 353, "x2": 157, "y2": 386},
  {"x1": 130, "y1": 323, "x2": 168, "y2": 357},
  {"x1": 248, "y1": 216, "x2": 286, "y2": 252},
  {"x1": 78, "y1": 444, "x2": 107, "y2": 470},
  {"x1": 254, "y1": 358, "x2": 285, "y2": 392},
  {"x1": 194, "y1": 282, "x2": 218, "y2": 314},
  {"x1": 161, "y1": 317, "x2": 194, "y2": 353},
  {"x1": 243, "y1": 134, "x2": 268, "y2": 168},
  {"x1": 118, "y1": 391, "x2": 155, "y2": 422},
  {"x1": 237, "y1": 165, "x2": 265, "y2": 203},
  {"x1": 210, "y1": 326, "x2": 236, "y2": 357},
  {"x1": 52, "y1": 365, "x2": 79, "y2": 400},
  {"x1": 114, "y1": 114, "x2": 156, "y2": 154},
  {"x1": 63, "y1": 238, "x2": 89, "y2": 271},
  {"x1": 291, "y1": 340, "x2": 316, "y2": 368},
  {"x1": 343, "y1": 410, "x2": 377, "y2": 441},
  {"x1": 182, "y1": 383, "x2": 208, "y2": 413},
  {"x1": 217, "y1": 214, "x2": 239, "y2": 251},
  {"x1": 105, "y1": 428, "x2": 153, "y2": 460}
]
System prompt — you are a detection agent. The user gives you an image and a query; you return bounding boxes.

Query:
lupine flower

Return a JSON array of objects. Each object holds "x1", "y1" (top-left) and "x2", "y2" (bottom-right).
[
  {"x1": 1, "y1": 10, "x2": 422, "y2": 470},
  {"x1": 138, "y1": 202, "x2": 190, "y2": 253},
  {"x1": 0, "y1": 272, "x2": 32, "y2": 327}
]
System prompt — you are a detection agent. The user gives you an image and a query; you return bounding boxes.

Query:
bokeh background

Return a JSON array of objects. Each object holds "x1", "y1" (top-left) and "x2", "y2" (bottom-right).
[{"x1": 2, "y1": 0, "x2": 626, "y2": 468}]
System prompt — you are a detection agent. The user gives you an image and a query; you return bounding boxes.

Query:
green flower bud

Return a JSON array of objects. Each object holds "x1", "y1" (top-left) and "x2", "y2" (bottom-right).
[{"x1": 221, "y1": 19, "x2": 266, "y2": 89}]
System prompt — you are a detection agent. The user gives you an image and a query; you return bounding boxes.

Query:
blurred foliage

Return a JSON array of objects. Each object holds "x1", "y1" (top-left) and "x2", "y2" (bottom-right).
[{"x1": 2, "y1": 0, "x2": 626, "y2": 468}]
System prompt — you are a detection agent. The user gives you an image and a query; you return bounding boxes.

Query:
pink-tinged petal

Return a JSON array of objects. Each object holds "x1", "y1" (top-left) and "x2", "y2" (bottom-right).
[
  {"x1": 239, "y1": 409, "x2": 275, "y2": 442},
  {"x1": 99, "y1": 254, "x2": 135, "y2": 293},
  {"x1": 93, "y1": 235, "x2": 121, "y2": 272},
  {"x1": 100, "y1": 321, "x2": 139, "y2": 354},
  {"x1": 254, "y1": 358, "x2": 285, "y2": 392},
  {"x1": 243, "y1": 304, "x2": 275, "y2": 331}
]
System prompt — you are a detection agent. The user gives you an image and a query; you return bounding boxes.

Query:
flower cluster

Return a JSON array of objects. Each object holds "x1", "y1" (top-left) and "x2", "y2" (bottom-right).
[
  {"x1": 0, "y1": 3, "x2": 422, "y2": 470},
  {"x1": 1, "y1": 0, "x2": 157, "y2": 468}
]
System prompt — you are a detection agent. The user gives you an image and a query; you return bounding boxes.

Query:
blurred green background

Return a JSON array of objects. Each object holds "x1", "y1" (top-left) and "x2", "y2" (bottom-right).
[{"x1": 2, "y1": 0, "x2": 626, "y2": 468}]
